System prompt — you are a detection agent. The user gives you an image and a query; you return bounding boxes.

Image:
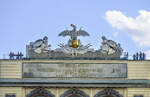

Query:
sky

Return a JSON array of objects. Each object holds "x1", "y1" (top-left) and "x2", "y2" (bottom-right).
[{"x1": 0, "y1": 0, "x2": 150, "y2": 59}]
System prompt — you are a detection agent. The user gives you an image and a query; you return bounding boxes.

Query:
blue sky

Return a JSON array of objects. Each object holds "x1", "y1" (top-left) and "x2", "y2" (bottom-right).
[{"x1": 0, "y1": 0, "x2": 150, "y2": 59}]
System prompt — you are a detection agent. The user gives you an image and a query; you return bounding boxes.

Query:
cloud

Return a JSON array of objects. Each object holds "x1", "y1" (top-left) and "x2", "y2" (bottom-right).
[{"x1": 105, "y1": 10, "x2": 150, "y2": 47}]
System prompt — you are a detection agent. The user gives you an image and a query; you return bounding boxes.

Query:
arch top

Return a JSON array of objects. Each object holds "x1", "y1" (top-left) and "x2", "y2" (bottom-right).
[
  {"x1": 26, "y1": 88, "x2": 55, "y2": 97},
  {"x1": 60, "y1": 88, "x2": 89, "y2": 97},
  {"x1": 94, "y1": 88, "x2": 123, "y2": 97}
]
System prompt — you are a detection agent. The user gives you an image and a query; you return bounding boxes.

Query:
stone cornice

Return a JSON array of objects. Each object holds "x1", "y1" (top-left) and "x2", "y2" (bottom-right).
[{"x1": 0, "y1": 79, "x2": 150, "y2": 88}]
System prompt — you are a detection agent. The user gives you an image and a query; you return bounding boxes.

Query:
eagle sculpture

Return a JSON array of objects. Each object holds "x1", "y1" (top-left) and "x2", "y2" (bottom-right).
[{"x1": 58, "y1": 24, "x2": 89, "y2": 48}]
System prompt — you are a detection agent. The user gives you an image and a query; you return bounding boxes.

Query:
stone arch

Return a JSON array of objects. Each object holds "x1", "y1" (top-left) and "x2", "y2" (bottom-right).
[
  {"x1": 60, "y1": 88, "x2": 89, "y2": 97},
  {"x1": 26, "y1": 88, "x2": 55, "y2": 97},
  {"x1": 94, "y1": 88, "x2": 123, "y2": 97}
]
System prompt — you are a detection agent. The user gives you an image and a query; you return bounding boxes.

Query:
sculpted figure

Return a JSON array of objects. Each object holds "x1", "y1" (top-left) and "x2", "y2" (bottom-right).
[
  {"x1": 32, "y1": 36, "x2": 51, "y2": 54},
  {"x1": 101, "y1": 36, "x2": 122, "y2": 55},
  {"x1": 58, "y1": 24, "x2": 92, "y2": 56},
  {"x1": 59, "y1": 24, "x2": 89, "y2": 48}
]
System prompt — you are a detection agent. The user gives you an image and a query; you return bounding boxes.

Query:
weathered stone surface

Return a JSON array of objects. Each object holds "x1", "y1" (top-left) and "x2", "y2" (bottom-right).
[
  {"x1": 23, "y1": 63, "x2": 127, "y2": 78},
  {"x1": 26, "y1": 49, "x2": 122, "y2": 59}
]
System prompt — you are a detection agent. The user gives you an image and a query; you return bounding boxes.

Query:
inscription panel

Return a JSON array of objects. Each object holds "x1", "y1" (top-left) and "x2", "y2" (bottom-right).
[{"x1": 23, "y1": 63, "x2": 127, "y2": 78}]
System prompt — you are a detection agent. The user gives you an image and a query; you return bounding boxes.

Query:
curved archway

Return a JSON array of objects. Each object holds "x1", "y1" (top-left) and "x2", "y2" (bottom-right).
[
  {"x1": 94, "y1": 88, "x2": 123, "y2": 97},
  {"x1": 26, "y1": 88, "x2": 55, "y2": 97},
  {"x1": 60, "y1": 88, "x2": 89, "y2": 97}
]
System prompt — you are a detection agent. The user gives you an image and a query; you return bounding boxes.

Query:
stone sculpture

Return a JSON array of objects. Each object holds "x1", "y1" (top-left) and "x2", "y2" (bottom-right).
[
  {"x1": 100, "y1": 36, "x2": 123, "y2": 55},
  {"x1": 26, "y1": 24, "x2": 123, "y2": 59},
  {"x1": 30, "y1": 36, "x2": 51, "y2": 54},
  {"x1": 58, "y1": 24, "x2": 89, "y2": 48},
  {"x1": 58, "y1": 24, "x2": 92, "y2": 56}
]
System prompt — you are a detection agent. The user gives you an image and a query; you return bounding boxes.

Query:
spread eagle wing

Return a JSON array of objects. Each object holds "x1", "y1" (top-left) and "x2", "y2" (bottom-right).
[
  {"x1": 77, "y1": 30, "x2": 90, "y2": 36},
  {"x1": 58, "y1": 30, "x2": 70, "y2": 37}
]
